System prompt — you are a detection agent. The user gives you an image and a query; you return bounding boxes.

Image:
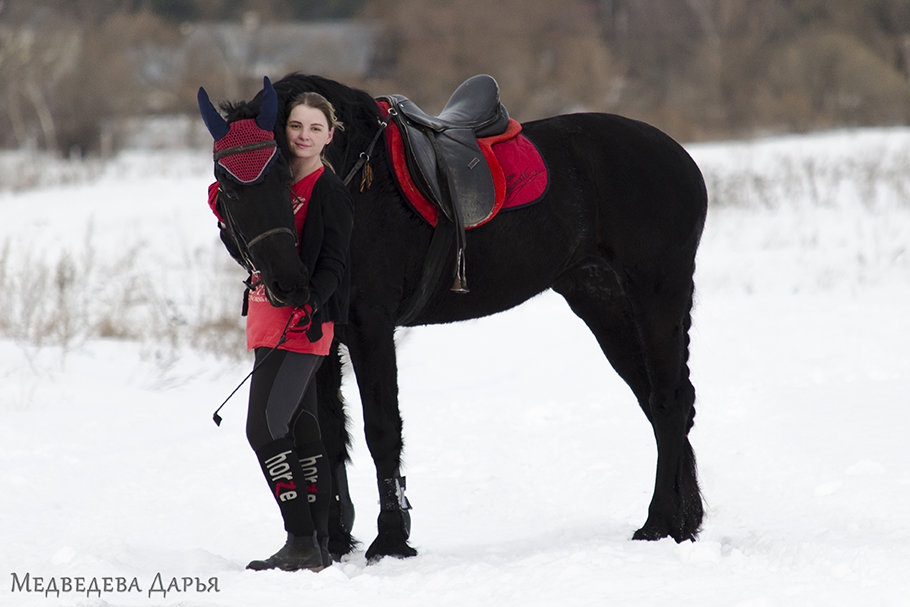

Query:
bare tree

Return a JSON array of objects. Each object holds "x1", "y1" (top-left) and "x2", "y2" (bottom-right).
[
  {"x1": 0, "y1": 19, "x2": 81, "y2": 150},
  {"x1": 360, "y1": 0, "x2": 623, "y2": 120}
]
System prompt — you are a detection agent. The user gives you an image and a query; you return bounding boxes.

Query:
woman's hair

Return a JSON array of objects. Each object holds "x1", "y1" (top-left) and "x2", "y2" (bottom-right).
[{"x1": 286, "y1": 92, "x2": 345, "y2": 172}]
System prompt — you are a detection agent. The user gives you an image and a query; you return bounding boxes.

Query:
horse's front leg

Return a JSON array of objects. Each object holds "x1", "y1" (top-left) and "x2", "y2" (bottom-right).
[
  {"x1": 345, "y1": 310, "x2": 417, "y2": 561},
  {"x1": 316, "y1": 340, "x2": 358, "y2": 559}
]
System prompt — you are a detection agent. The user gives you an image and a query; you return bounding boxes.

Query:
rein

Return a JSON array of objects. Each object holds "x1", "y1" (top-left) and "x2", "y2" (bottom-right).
[
  {"x1": 246, "y1": 226, "x2": 296, "y2": 249},
  {"x1": 217, "y1": 191, "x2": 296, "y2": 309}
]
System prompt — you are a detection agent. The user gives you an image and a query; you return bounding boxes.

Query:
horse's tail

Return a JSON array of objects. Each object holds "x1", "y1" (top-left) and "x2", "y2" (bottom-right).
[{"x1": 681, "y1": 227, "x2": 705, "y2": 538}]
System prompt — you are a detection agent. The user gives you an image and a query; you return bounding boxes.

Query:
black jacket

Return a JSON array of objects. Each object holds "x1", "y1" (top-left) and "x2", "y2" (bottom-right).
[{"x1": 299, "y1": 169, "x2": 353, "y2": 326}]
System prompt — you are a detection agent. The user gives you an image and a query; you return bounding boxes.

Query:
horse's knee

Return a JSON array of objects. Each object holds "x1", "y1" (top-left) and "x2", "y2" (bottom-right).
[{"x1": 648, "y1": 386, "x2": 693, "y2": 433}]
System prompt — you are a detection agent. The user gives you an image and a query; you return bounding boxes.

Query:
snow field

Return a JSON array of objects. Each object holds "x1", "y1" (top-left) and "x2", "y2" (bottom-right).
[{"x1": 2, "y1": 129, "x2": 910, "y2": 605}]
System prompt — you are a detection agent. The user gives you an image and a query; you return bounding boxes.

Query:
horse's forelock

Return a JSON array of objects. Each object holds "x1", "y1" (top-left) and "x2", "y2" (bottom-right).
[{"x1": 221, "y1": 99, "x2": 258, "y2": 123}]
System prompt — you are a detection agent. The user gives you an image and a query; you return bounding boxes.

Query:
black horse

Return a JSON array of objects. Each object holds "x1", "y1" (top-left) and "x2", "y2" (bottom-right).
[{"x1": 198, "y1": 73, "x2": 707, "y2": 562}]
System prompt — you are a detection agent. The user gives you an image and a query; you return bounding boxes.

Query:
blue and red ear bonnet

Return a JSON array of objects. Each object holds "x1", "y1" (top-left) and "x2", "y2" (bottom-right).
[{"x1": 198, "y1": 76, "x2": 280, "y2": 184}]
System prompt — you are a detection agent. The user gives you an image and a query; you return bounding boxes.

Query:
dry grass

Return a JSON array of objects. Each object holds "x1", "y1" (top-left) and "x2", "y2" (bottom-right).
[{"x1": 0, "y1": 234, "x2": 247, "y2": 363}]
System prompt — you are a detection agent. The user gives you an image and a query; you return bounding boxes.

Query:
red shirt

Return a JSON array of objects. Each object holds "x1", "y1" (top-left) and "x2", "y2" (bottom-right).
[{"x1": 244, "y1": 167, "x2": 334, "y2": 355}]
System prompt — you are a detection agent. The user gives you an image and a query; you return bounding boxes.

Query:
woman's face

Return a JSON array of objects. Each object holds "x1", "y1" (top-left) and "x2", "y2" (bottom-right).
[{"x1": 285, "y1": 104, "x2": 334, "y2": 164}]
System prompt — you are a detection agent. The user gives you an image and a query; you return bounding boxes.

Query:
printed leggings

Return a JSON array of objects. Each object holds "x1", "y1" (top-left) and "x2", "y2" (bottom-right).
[{"x1": 246, "y1": 348, "x2": 323, "y2": 450}]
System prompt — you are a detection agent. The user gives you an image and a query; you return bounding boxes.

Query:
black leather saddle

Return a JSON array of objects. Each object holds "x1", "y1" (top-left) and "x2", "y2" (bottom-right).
[
  {"x1": 381, "y1": 75, "x2": 510, "y2": 295},
  {"x1": 381, "y1": 74, "x2": 510, "y2": 231}
]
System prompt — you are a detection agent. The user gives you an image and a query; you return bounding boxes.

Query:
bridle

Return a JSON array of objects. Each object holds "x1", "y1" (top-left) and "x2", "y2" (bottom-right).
[
  {"x1": 213, "y1": 134, "x2": 300, "y2": 307},
  {"x1": 216, "y1": 185, "x2": 299, "y2": 307},
  {"x1": 214, "y1": 110, "x2": 388, "y2": 306},
  {"x1": 199, "y1": 78, "x2": 389, "y2": 426},
  {"x1": 213, "y1": 138, "x2": 276, "y2": 162}
]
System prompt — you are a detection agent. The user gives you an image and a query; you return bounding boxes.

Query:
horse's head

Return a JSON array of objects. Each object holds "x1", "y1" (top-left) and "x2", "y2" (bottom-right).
[{"x1": 198, "y1": 77, "x2": 310, "y2": 308}]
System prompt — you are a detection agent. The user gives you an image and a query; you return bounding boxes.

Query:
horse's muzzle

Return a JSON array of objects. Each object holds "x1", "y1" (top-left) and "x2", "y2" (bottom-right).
[{"x1": 264, "y1": 280, "x2": 310, "y2": 309}]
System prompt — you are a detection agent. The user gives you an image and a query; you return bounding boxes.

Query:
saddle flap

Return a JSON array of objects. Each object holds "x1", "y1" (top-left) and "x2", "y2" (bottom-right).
[
  {"x1": 379, "y1": 75, "x2": 539, "y2": 230},
  {"x1": 394, "y1": 114, "x2": 444, "y2": 207},
  {"x1": 432, "y1": 129, "x2": 498, "y2": 228}
]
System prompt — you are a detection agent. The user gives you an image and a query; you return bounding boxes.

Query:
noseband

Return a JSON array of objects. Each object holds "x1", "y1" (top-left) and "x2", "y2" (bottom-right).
[
  {"x1": 215, "y1": 192, "x2": 297, "y2": 305},
  {"x1": 214, "y1": 132, "x2": 298, "y2": 267}
]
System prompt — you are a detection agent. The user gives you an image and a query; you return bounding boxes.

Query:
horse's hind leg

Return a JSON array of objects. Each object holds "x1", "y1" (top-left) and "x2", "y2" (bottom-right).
[
  {"x1": 626, "y1": 270, "x2": 702, "y2": 542},
  {"x1": 554, "y1": 261, "x2": 703, "y2": 542}
]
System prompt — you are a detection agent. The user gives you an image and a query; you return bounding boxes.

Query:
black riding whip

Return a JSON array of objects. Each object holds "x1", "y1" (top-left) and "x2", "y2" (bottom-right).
[{"x1": 212, "y1": 314, "x2": 294, "y2": 426}]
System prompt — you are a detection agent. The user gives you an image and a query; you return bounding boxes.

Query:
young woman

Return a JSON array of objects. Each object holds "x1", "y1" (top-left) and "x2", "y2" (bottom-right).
[{"x1": 210, "y1": 92, "x2": 353, "y2": 572}]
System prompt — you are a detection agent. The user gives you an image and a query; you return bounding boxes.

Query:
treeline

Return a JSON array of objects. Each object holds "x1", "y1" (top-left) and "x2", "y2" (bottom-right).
[
  {"x1": 2, "y1": 0, "x2": 910, "y2": 155},
  {"x1": 364, "y1": 0, "x2": 910, "y2": 140}
]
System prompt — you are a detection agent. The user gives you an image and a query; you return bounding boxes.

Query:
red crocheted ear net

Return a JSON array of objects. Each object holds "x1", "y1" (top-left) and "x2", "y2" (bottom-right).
[{"x1": 213, "y1": 119, "x2": 278, "y2": 184}]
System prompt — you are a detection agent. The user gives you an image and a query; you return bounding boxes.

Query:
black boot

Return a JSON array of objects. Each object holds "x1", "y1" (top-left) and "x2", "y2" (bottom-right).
[{"x1": 247, "y1": 531, "x2": 326, "y2": 572}]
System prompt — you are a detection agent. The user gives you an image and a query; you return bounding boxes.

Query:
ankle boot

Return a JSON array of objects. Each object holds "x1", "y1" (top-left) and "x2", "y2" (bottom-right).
[{"x1": 247, "y1": 531, "x2": 327, "y2": 572}]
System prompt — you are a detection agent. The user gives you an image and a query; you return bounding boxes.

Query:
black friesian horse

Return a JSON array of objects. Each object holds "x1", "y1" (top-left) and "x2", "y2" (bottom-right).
[{"x1": 198, "y1": 74, "x2": 707, "y2": 561}]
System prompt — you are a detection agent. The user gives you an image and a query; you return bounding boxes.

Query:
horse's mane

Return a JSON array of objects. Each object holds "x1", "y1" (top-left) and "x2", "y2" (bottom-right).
[{"x1": 222, "y1": 73, "x2": 382, "y2": 179}]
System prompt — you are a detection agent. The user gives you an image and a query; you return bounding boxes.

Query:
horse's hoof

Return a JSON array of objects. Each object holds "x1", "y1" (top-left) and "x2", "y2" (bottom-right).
[
  {"x1": 328, "y1": 532, "x2": 360, "y2": 561},
  {"x1": 633, "y1": 520, "x2": 697, "y2": 543},
  {"x1": 365, "y1": 535, "x2": 418, "y2": 563},
  {"x1": 632, "y1": 524, "x2": 669, "y2": 541}
]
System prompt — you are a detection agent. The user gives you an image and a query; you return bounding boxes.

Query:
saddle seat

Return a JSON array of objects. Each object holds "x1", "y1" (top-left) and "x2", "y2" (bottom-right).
[
  {"x1": 393, "y1": 74, "x2": 510, "y2": 137},
  {"x1": 380, "y1": 74, "x2": 510, "y2": 231}
]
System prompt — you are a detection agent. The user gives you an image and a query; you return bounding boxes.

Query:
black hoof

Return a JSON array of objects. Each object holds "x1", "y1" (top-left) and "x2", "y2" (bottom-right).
[
  {"x1": 327, "y1": 485, "x2": 358, "y2": 560},
  {"x1": 365, "y1": 534, "x2": 418, "y2": 563},
  {"x1": 328, "y1": 532, "x2": 360, "y2": 561},
  {"x1": 633, "y1": 519, "x2": 698, "y2": 543},
  {"x1": 632, "y1": 523, "x2": 670, "y2": 541}
]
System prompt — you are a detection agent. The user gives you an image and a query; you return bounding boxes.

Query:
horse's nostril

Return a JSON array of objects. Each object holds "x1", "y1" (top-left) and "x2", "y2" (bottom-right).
[{"x1": 272, "y1": 278, "x2": 303, "y2": 296}]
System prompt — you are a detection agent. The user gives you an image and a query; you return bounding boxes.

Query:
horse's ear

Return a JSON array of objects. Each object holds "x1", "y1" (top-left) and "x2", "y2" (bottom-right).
[
  {"x1": 198, "y1": 87, "x2": 230, "y2": 141},
  {"x1": 256, "y1": 76, "x2": 278, "y2": 132}
]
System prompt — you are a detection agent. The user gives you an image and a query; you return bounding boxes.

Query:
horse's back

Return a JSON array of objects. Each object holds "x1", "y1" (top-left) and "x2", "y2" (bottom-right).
[
  {"x1": 402, "y1": 112, "x2": 707, "y2": 325},
  {"x1": 523, "y1": 112, "x2": 707, "y2": 264}
]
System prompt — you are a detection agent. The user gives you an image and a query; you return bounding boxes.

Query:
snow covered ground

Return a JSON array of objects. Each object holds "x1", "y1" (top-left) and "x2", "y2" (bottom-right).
[{"x1": 1, "y1": 129, "x2": 909, "y2": 606}]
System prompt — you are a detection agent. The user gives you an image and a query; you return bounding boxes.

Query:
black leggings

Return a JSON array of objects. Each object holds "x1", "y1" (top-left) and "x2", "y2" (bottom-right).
[{"x1": 246, "y1": 348, "x2": 323, "y2": 451}]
